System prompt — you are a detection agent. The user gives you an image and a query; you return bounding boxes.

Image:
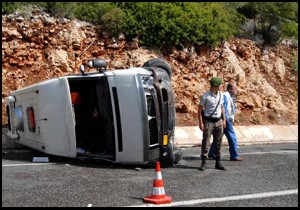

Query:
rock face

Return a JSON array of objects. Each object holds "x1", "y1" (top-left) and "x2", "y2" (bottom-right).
[{"x1": 2, "y1": 11, "x2": 298, "y2": 126}]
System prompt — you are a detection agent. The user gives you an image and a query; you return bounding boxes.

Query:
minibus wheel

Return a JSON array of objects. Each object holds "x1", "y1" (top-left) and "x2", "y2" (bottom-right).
[{"x1": 142, "y1": 58, "x2": 172, "y2": 79}]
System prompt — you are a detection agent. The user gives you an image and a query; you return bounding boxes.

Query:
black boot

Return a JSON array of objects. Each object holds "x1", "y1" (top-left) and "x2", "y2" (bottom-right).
[
  {"x1": 199, "y1": 155, "x2": 207, "y2": 171},
  {"x1": 215, "y1": 156, "x2": 226, "y2": 170}
]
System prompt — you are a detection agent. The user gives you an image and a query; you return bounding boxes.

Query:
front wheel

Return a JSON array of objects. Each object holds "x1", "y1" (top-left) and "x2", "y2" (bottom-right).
[{"x1": 142, "y1": 58, "x2": 172, "y2": 79}]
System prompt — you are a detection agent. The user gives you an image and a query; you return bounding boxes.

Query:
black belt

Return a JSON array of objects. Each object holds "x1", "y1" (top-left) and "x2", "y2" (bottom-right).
[{"x1": 203, "y1": 116, "x2": 221, "y2": 122}]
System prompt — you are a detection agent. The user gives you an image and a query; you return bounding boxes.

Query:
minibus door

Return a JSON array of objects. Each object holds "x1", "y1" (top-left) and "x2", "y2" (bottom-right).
[{"x1": 38, "y1": 77, "x2": 77, "y2": 157}]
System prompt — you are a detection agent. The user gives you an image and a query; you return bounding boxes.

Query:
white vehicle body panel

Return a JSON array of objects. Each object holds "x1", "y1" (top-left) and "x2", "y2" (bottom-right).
[
  {"x1": 109, "y1": 70, "x2": 148, "y2": 163},
  {"x1": 7, "y1": 77, "x2": 77, "y2": 157}
]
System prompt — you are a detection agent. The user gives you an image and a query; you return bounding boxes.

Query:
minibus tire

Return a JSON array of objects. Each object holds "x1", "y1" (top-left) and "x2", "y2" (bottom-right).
[
  {"x1": 142, "y1": 58, "x2": 172, "y2": 79},
  {"x1": 161, "y1": 147, "x2": 175, "y2": 166}
]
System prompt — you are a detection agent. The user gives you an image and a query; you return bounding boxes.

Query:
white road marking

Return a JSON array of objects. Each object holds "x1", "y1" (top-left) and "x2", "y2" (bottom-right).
[
  {"x1": 240, "y1": 150, "x2": 298, "y2": 155},
  {"x1": 2, "y1": 163, "x2": 56, "y2": 167},
  {"x1": 87, "y1": 204, "x2": 92, "y2": 207},
  {"x1": 186, "y1": 150, "x2": 298, "y2": 158},
  {"x1": 129, "y1": 189, "x2": 298, "y2": 207}
]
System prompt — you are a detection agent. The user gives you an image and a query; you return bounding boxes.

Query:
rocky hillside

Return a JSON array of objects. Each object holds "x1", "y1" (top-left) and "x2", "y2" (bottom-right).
[{"x1": 2, "y1": 10, "x2": 298, "y2": 127}]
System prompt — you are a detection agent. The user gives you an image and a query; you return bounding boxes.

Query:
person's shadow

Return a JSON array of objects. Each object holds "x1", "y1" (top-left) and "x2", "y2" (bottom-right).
[{"x1": 170, "y1": 155, "x2": 200, "y2": 169}]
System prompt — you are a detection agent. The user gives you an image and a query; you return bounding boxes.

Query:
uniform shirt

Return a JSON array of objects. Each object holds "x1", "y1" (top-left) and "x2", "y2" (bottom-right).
[
  {"x1": 199, "y1": 91, "x2": 224, "y2": 118},
  {"x1": 223, "y1": 91, "x2": 236, "y2": 122}
]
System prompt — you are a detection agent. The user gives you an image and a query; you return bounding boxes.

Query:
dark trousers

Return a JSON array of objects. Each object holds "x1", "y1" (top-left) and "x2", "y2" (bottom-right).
[{"x1": 201, "y1": 119, "x2": 224, "y2": 157}]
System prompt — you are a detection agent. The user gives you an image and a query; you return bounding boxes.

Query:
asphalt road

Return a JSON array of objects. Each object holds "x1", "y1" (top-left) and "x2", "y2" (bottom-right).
[{"x1": 2, "y1": 143, "x2": 298, "y2": 207}]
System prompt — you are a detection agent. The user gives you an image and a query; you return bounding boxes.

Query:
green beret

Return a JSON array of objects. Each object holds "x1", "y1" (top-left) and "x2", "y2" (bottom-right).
[{"x1": 210, "y1": 77, "x2": 222, "y2": 86}]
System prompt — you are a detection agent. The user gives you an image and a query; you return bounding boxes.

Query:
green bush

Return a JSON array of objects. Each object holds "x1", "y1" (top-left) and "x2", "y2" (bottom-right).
[
  {"x1": 2, "y1": 2, "x2": 26, "y2": 14},
  {"x1": 100, "y1": 8, "x2": 125, "y2": 37},
  {"x1": 236, "y1": 2, "x2": 298, "y2": 45},
  {"x1": 74, "y1": 2, "x2": 116, "y2": 24},
  {"x1": 38, "y1": 2, "x2": 77, "y2": 19},
  {"x1": 292, "y1": 53, "x2": 298, "y2": 72},
  {"x1": 118, "y1": 2, "x2": 236, "y2": 48},
  {"x1": 280, "y1": 22, "x2": 298, "y2": 40}
]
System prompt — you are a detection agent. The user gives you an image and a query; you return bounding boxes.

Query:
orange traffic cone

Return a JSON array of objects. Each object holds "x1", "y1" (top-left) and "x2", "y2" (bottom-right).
[{"x1": 143, "y1": 161, "x2": 172, "y2": 204}]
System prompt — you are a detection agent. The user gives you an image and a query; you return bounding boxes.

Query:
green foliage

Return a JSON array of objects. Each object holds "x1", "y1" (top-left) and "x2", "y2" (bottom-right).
[
  {"x1": 2, "y1": 2, "x2": 27, "y2": 14},
  {"x1": 237, "y1": 2, "x2": 298, "y2": 45},
  {"x1": 39, "y1": 2, "x2": 77, "y2": 19},
  {"x1": 2, "y1": 2, "x2": 297, "y2": 48},
  {"x1": 74, "y1": 2, "x2": 116, "y2": 24},
  {"x1": 280, "y1": 22, "x2": 298, "y2": 39},
  {"x1": 194, "y1": 2, "x2": 237, "y2": 46},
  {"x1": 118, "y1": 2, "x2": 236, "y2": 48},
  {"x1": 100, "y1": 8, "x2": 125, "y2": 37},
  {"x1": 2, "y1": 2, "x2": 19, "y2": 14},
  {"x1": 292, "y1": 53, "x2": 298, "y2": 72},
  {"x1": 221, "y1": 3, "x2": 248, "y2": 31}
]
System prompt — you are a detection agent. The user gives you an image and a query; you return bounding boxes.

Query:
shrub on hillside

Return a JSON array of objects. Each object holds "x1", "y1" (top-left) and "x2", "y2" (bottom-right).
[
  {"x1": 74, "y1": 2, "x2": 116, "y2": 24},
  {"x1": 236, "y1": 2, "x2": 298, "y2": 46},
  {"x1": 2, "y1": 2, "x2": 23, "y2": 14},
  {"x1": 117, "y1": 2, "x2": 236, "y2": 48}
]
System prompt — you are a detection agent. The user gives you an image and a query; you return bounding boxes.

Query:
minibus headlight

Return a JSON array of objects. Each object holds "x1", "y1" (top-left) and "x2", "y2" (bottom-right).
[{"x1": 141, "y1": 75, "x2": 154, "y2": 86}]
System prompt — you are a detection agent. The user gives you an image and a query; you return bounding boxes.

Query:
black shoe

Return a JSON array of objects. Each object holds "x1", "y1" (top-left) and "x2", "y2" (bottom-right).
[
  {"x1": 198, "y1": 159, "x2": 207, "y2": 171},
  {"x1": 198, "y1": 166, "x2": 205, "y2": 171},
  {"x1": 215, "y1": 163, "x2": 226, "y2": 170},
  {"x1": 215, "y1": 156, "x2": 225, "y2": 170},
  {"x1": 198, "y1": 162, "x2": 206, "y2": 170}
]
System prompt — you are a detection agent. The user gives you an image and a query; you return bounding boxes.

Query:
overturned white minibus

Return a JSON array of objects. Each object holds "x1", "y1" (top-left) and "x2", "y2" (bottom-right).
[{"x1": 5, "y1": 58, "x2": 182, "y2": 166}]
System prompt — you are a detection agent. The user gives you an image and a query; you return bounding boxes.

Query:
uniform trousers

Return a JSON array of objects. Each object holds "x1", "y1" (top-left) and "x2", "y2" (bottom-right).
[{"x1": 201, "y1": 119, "x2": 223, "y2": 157}]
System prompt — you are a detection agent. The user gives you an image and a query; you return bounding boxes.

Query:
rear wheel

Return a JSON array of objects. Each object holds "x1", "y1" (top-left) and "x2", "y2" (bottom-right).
[
  {"x1": 160, "y1": 145, "x2": 182, "y2": 166},
  {"x1": 142, "y1": 58, "x2": 172, "y2": 79}
]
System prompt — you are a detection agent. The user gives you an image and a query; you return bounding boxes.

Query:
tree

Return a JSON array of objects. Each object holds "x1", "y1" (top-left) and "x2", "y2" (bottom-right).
[
  {"x1": 74, "y1": 2, "x2": 116, "y2": 24},
  {"x1": 237, "y1": 2, "x2": 298, "y2": 46},
  {"x1": 2, "y1": 2, "x2": 26, "y2": 14},
  {"x1": 117, "y1": 2, "x2": 236, "y2": 48},
  {"x1": 101, "y1": 8, "x2": 125, "y2": 37},
  {"x1": 40, "y1": 2, "x2": 77, "y2": 19}
]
